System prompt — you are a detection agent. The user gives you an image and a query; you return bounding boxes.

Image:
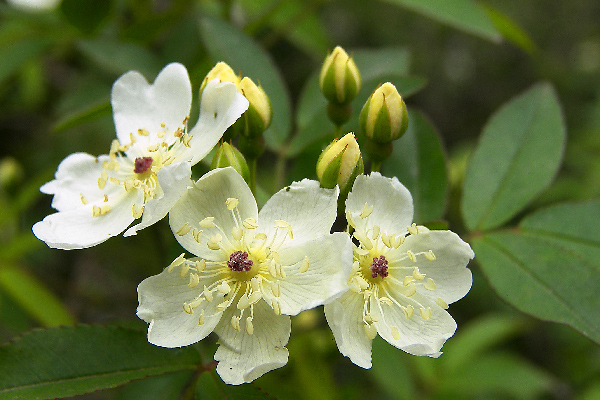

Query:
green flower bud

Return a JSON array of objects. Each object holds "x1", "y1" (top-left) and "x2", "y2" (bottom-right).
[
  {"x1": 319, "y1": 46, "x2": 361, "y2": 105},
  {"x1": 200, "y1": 62, "x2": 240, "y2": 95},
  {"x1": 359, "y1": 82, "x2": 408, "y2": 143},
  {"x1": 210, "y1": 142, "x2": 250, "y2": 183},
  {"x1": 316, "y1": 132, "x2": 364, "y2": 191},
  {"x1": 239, "y1": 77, "x2": 272, "y2": 137}
]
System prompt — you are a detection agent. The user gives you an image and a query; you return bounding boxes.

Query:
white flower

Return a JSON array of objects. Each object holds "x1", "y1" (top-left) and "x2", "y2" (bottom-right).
[
  {"x1": 137, "y1": 167, "x2": 352, "y2": 384},
  {"x1": 7, "y1": 0, "x2": 60, "y2": 12},
  {"x1": 32, "y1": 63, "x2": 248, "y2": 249},
  {"x1": 324, "y1": 173, "x2": 474, "y2": 368}
]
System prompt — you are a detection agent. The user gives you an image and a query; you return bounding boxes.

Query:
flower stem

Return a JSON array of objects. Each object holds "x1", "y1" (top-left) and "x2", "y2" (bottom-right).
[{"x1": 370, "y1": 160, "x2": 382, "y2": 173}]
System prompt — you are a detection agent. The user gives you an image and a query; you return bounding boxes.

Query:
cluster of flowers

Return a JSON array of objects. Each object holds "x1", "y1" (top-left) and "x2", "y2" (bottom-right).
[{"x1": 33, "y1": 50, "x2": 474, "y2": 385}]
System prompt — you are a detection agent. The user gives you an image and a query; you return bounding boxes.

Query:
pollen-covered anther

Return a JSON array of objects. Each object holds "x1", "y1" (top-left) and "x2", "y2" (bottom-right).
[
  {"x1": 199, "y1": 217, "x2": 215, "y2": 228},
  {"x1": 413, "y1": 267, "x2": 425, "y2": 280},
  {"x1": 243, "y1": 218, "x2": 258, "y2": 229},
  {"x1": 217, "y1": 282, "x2": 231, "y2": 294},
  {"x1": 203, "y1": 286, "x2": 214, "y2": 302},
  {"x1": 192, "y1": 229, "x2": 202, "y2": 243},
  {"x1": 109, "y1": 177, "x2": 120, "y2": 186},
  {"x1": 237, "y1": 294, "x2": 250, "y2": 310},
  {"x1": 401, "y1": 304, "x2": 414, "y2": 319},
  {"x1": 179, "y1": 263, "x2": 190, "y2": 278},
  {"x1": 354, "y1": 231, "x2": 373, "y2": 250},
  {"x1": 364, "y1": 323, "x2": 377, "y2": 339},
  {"x1": 248, "y1": 290, "x2": 262, "y2": 305},
  {"x1": 420, "y1": 307, "x2": 432, "y2": 320},
  {"x1": 146, "y1": 143, "x2": 160, "y2": 153},
  {"x1": 231, "y1": 315, "x2": 241, "y2": 332},
  {"x1": 176, "y1": 222, "x2": 191, "y2": 236},
  {"x1": 80, "y1": 194, "x2": 88, "y2": 205},
  {"x1": 425, "y1": 250, "x2": 436, "y2": 261},
  {"x1": 407, "y1": 223, "x2": 419, "y2": 235},
  {"x1": 424, "y1": 278, "x2": 437, "y2": 291},
  {"x1": 364, "y1": 314, "x2": 378, "y2": 323},
  {"x1": 403, "y1": 276, "x2": 416, "y2": 286},
  {"x1": 360, "y1": 202, "x2": 374, "y2": 219},
  {"x1": 381, "y1": 232, "x2": 392, "y2": 248},
  {"x1": 195, "y1": 259, "x2": 206, "y2": 272},
  {"x1": 246, "y1": 317, "x2": 254, "y2": 335},
  {"x1": 274, "y1": 220, "x2": 293, "y2": 239},
  {"x1": 188, "y1": 273, "x2": 200, "y2": 288},
  {"x1": 390, "y1": 326, "x2": 400, "y2": 341},
  {"x1": 216, "y1": 301, "x2": 229, "y2": 312},
  {"x1": 102, "y1": 194, "x2": 108, "y2": 202},
  {"x1": 392, "y1": 234, "x2": 405, "y2": 249},
  {"x1": 371, "y1": 225, "x2": 381, "y2": 240},
  {"x1": 197, "y1": 310, "x2": 205, "y2": 325},
  {"x1": 92, "y1": 205, "x2": 111, "y2": 217},
  {"x1": 407, "y1": 250, "x2": 417, "y2": 263},
  {"x1": 379, "y1": 297, "x2": 393, "y2": 306},
  {"x1": 226, "y1": 197, "x2": 239, "y2": 210},
  {"x1": 167, "y1": 253, "x2": 186, "y2": 273},
  {"x1": 355, "y1": 276, "x2": 370, "y2": 290},
  {"x1": 181, "y1": 133, "x2": 192, "y2": 147},
  {"x1": 137, "y1": 128, "x2": 150, "y2": 136},
  {"x1": 436, "y1": 297, "x2": 449, "y2": 309},
  {"x1": 345, "y1": 210, "x2": 356, "y2": 228},
  {"x1": 207, "y1": 234, "x2": 222, "y2": 251},
  {"x1": 300, "y1": 257, "x2": 310, "y2": 273},
  {"x1": 98, "y1": 170, "x2": 108, "y2": 189}
]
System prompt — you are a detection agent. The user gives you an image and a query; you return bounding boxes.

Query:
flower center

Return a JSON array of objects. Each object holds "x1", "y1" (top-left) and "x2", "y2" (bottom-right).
[
  {"x1": 228, "y1": 250, "x2": 253, "y2": 272},
  {"x1": 370, "y1": 255, "x2": 388, "y2": 278},
  {"x1": 133, "y1": 157, "x2": 153, "y2": 174}
]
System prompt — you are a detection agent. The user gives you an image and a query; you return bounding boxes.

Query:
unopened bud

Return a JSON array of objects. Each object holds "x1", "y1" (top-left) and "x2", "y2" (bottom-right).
[
  {"x1": 316, "y1": 133, "x2": 364, "y2": 192},
  {"x1": 359, "y1": 82, "x2": 408, "y2": 143},
  {"x1": 319, "y1": 46, "x2": 361, "y2": 105},
  {"x1": 239, "y1": 77, "x2": 272, "y2": 137},
  {"x1": 200, "y1": 62, "x2": 240, "y2": 96},
  {"x1": 210, "y1": 142, "x2": 250, "y2": 183}
]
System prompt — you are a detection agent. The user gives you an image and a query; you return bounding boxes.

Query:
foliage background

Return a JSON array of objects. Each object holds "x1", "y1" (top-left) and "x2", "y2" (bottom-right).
[{"x1": 0, "y1": 0, "x2": 599, "y2": 399}]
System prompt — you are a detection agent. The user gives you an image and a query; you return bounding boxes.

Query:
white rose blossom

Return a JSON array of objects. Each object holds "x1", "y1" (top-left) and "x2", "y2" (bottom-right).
[
  {"x1": 136, "y1": 167, "x2": 352, "y2": 384},
  {"x1": 32, "y1": 63, "x2": 248, "y2": 249},
  {"x1": 325, "y1": 173, "x2": 474, "y2": 368}
]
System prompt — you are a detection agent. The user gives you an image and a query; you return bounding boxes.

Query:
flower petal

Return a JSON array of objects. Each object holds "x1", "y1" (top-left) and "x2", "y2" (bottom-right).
[
  {"x1": 137, "y1": 266, "x2": 225, "y2": 348},
  {"x1": 395, "y1": 230, "x2": 474, "y2": 304},
  {"x1": 262, "y1": 232, "x2": 352, "y2": 316},
  {"x1": 40, "y1": 153, "x2": 117, "y2": 212},
  {"x1": 324, "y1": 291, "x2": 373, "y2": 368},
  {"x1": 258, "y1": 179, "x2": 339, "y2": 247},
  {"x1": 178, "y1": 79, "x2": 248, "y2": 165},
  {"x1": 111, "y1": 63, "x2": 192, "y2": 154},
  {"x1": 371, "y1": 293, "x2": 456, "y2": 357},
  {"x1": 32, "y1": 188, "x2": 142, "y2": 249},
  {"x1": 124, "y1": 161, "x2": 192, "y2": 236},
  {"x1": 169, "y1": 167, "x2": 257, "y2": 259},
  {"x1": 214, "y1": 298, "x2": 290, "y2": 385},
  {"x1": 346, "y1": 172, "x2": 413, "y2": 236}
]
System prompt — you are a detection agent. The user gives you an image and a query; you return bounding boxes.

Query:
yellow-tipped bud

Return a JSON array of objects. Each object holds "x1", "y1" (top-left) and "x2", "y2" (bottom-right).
[
  {"x1": 319, "y1": 46, "x2": 361, "y2": 105},
  {"x1": 359, "y1": 82, "x2": 408, "y2": 143},
  {"x1": 239, "y1": 77, "x2": 272, "y2": 137},
  {"x1": 316, "y1": 132, "x2": 364, "y2": 191},
  {"x1": 200, "y1": 62, "x2": 240, "y2": 95},
  {"x1": 210, "y1": 142, "x2": 250, "y2": 183}
]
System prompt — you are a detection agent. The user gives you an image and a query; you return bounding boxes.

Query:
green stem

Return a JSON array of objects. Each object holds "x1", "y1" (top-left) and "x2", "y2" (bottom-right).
[{"x1": 370, "y1": 160, "x2": 382, "y2": 173}]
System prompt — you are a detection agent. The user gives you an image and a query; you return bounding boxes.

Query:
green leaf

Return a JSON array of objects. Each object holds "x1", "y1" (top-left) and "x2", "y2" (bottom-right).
[
  {"x1": 199, "y1": 17, "x2": 292, "y2": 150},
  {"x1": 462, "y1": 83, "x2": 565, "y2": 231},
  {"x1": 196, "y1": 369, "x2": 275, "y2": 400},
  {"x1": 0, "y1": 325, "x2": 202, "y2": 399},
  {"x1": 52, "y1": 100, "x2": 111, "y2": 133},
  {"x1": 471, "y1": 200, "x2": 600, "y2": 345},
  {"x1": 0, "y1": 265, "x2": 75, "y2": 327},
  {"x1": 379, "y1": 0, "x2": 501, "y2": 42},
  {"x1": 385, "y1": 110, "x2": 447, "y2": 223},
  {"x1": 0, "y1": 37, "x2": 51, "y2": 87},
  {"x1": 481, "y1": 4, "x2": 537, "y2": 54},
  {"x1": 77, "y1": 38, "x2": 163, "y2": 78},
  {"x1": 370, "y1": 336, "x2": 417, "y2": 400}
]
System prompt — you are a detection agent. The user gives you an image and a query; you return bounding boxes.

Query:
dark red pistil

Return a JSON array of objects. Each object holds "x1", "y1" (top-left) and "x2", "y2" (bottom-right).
[
  {"x1": 228, "y1": 251, "x2": 253, "y2": 272},
  {"x1": 134, "y1": 157, "x2": 153, "y2": 174},
  {"x1": 370, "y1": 255, "x2": 389, "y2": 278}
]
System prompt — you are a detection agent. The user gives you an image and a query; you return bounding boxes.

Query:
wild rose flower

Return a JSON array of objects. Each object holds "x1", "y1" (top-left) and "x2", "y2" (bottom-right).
[
  {"x1": 33, "y1": 63, "x2": 248, "y2": 249},
  {"x1": 325, "y1": 173, "x2": 474, "y2": 368}
]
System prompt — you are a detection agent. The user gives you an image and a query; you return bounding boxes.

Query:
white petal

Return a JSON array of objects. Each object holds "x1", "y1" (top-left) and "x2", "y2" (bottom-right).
[
  {"x1": 371, "y1": 293, "x2": 456, "y2": 357},
  {"x1": 169, "y1": 167, "x2": 257, "y2": 259},
  {"x1": 7, "y1": 0, "x2": 60, "y2": 11},
  {"x1": 258, "y1": 179, "x2": 339, "y2": 247},
  {"x1": 214, "y1": 298, "x2": 290, "y2": 385},
  {"x1": 40, "y1": 153, "x2": 118, "y2": 212},
  {"x1": 177, "y1": 80, "x2": 248, "y2": 165},
  {"x1": 111, "y1": 63, "x2": 192, "y2": 154},
  {"x1": 324, "y1": 291, "x2": 373, "y2": 369},
  {"x1": 346, "y1": 172, "x2": 413, "y2": 236},
  {"x1": 262, "y1": 232, "x2": 352, "y2": 316},
  {"x1": 32, "y1": 189, "x2": 142, "y2": 249},
  {"x1": 395, "y1": 230, "x2": 474, "y2": 304},
  {"x1": 137, "y1": 266, "x2": 225, "y2": 348},
  {"x1": 124, "y1": 162, "x2": 192, "y2": 236}
]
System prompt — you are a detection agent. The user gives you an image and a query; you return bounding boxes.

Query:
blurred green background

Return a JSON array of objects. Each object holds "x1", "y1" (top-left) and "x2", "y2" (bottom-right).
[{"x1": 1, "y1": 0, "x2": 599, "y2": 399}]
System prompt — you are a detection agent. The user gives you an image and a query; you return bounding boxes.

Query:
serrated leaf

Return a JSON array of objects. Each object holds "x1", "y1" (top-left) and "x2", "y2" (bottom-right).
[
  {"x1": 379, "y1": 0, "x2": 501, "y2": 42},
  {"x1": 0, "y1": 325, "x2": 202, "y2": 399},
  {"x1": 471, "y1": 201, "x2": 600, "y2": 345},
  {"x1": 199, "y1": 17, "x2": 292, "y2": 151},
  {"x1": 0, "y1": 265, "x2": 74, "y2": 327},
  {"x1": 385, "y1": 110, "x2": 447, "y2": 222},
  {"x1": 462, "y1": 83, "x2": 565, "y2": 231}
]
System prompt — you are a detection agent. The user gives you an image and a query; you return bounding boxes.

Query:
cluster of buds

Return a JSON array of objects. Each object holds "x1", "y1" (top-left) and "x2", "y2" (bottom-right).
[
  {"x1": 319, "y1": 46, "x2": 361, "y2": 127},
  {"x1": 202, "y1": 62, "x2": 272, "y2": 143}
]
